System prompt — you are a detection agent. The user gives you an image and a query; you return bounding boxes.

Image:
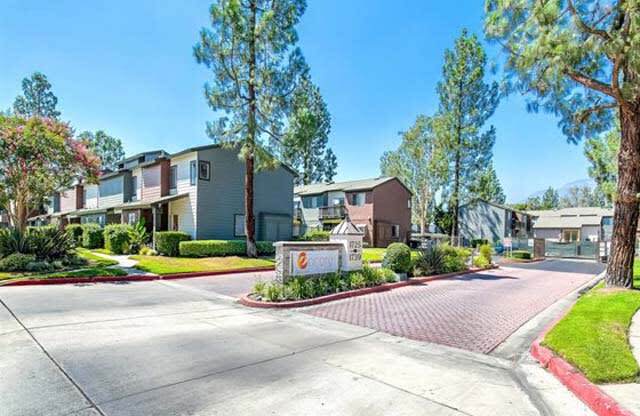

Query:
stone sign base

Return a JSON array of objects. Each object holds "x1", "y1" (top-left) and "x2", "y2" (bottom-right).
[{"x1": 274, "y1": 241, "x2": 344, "y2": 284}]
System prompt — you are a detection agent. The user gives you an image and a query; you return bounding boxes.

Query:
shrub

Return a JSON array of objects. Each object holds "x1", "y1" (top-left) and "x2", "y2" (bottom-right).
[
  {"x1": 349, "y1": 272, "x2": 366, "y2": 289},
  {"x1": 297, "y1": 230, "x2": 330, "y2": 241},
  {"x1": 139, "y1": 246, "x2": 158, "y2": 256},
  {"x1": 265, "y1": 282, "x2": 284, "y2": 302},
  {"x1": 0, "y1": 228, "x2": 26, "y2": 258},
  {"x1": 65, "y1": 224, "x2": 84, "y2": 246},
  {"x1": 128, "y1": 220, "x2": 150, "y2": 254},
  {"x1": 382, "y1": 243, "x2": 412, "y2": 274},
  {"x1": 379, "y1": 268, "x2": 397, "y2": 283},
  {"x1": 27, "y1": 226, "x2": 74, "y2": 261},
  {"x1": 81, "y1": 224, "x2": 104, "y2": 249},
  {"x1": 473, "y1": 255, "x2": 490, "y2": 268},
  {"x1": 439, "y1": 244, "x2": 471, "y2": 273},
  {"x1": 511, "y1": 250, "x2": 532, "y2": 260},
  {"x1": 253, "y1": 280, "x2": 267, "y2": 297},
  {"x1": 476, "y1": 243, "x2": 492, "y2": 268},
  {"x1": 0, "y1": 253, "x2": 36, "y2": 272},
  {"x1": 179, "y1": 240, "x2": 274, "y2": 257},
  {"x1": 361, "y1": 265, "x2": 384, "y2": 286},
  {"x1": 414, "y1": 245, "x2": 445, "y2": 276},
  {"x1": 288, "y1": 277, "x2": 313, "y2": 299},
  {"x1": 470, "y1": 238, "x2": 489, "y2": 248},
  {"x1": 25, "y1": 261, "x2": 55, "y2": 273},
  {"x1": 104, "y1": 224, "x2": 133, "y2": 254},
  {"x1": 154, "y1": 231, "x2": 191, "y2": 256}
]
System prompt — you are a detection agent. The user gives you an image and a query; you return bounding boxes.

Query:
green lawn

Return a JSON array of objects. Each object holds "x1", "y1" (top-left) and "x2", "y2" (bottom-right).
[
  {"x1": 543, "y1": 262, "x2": 640, "y2": 384},
  {"x1": 130, "y1": 255, "x2": 275, "y2": 275},
  {"x1": 362, "y1": 247, "x2": 420, "y2": 263},
  {"x1": 0, "y1": 249, "x2": 123, "y2": 284}
]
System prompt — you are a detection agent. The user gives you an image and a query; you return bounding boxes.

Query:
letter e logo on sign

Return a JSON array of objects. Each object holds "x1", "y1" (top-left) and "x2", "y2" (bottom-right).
[{"x1": 297, "y1": 252, "x2": 308, "y2": 270}]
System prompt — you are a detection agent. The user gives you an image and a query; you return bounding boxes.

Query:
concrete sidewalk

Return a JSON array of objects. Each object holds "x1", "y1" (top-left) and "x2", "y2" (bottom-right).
[{"x1": 0, "y1": 280, "x2": 593, "y2": 416}]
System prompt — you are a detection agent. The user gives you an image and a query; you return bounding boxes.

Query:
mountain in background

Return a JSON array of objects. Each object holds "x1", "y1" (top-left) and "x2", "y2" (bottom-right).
[{"x1": 526, "y1": 178, "x2": 596, "y2": 201}]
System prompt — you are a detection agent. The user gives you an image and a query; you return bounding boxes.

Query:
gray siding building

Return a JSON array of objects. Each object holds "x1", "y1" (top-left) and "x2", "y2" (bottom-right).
[
  {"x1": 458, "y1": 199, "x2": 532, "y2": 244},
  {"x1": 195, "y1": 146, "x2": 294, "y2": 241}
]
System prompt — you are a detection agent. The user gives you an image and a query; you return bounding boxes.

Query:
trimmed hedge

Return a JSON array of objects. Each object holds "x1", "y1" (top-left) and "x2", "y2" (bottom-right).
[
  {"x1": 65, "y1": 224, "x2": 84, "y2": 246},
  {"x1": 297, "y1": 230, "x2": 330, "y2": 241},
  {"x1": 511, "y1": 250, "x2": 532, "y2": 260},
  {"x1": 81, "y1": 224, "x2": 104, "y2": 249},
  {"x1": 179, "y1": 240, "x2": 275, "y2": 257},
  {"x1": 382, "y1": 243, "x2": 412, "y2": 274},
  {"x1": 104, "y1": 224, "x2": 133, "y2": 254},
  {"x1": 155, "y1": 231, "x2": 191, "y2": 257}
]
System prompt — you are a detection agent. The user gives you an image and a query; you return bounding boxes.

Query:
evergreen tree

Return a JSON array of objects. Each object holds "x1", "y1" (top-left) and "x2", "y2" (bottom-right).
[
  {"x1": 282, "y1": 75, "x2": 336, "y2": 185},
  {"x1": 13, "y1": 72, "x2": 61, "y2": 119},
  {"x1": 380, "y1": 115, "x2": 445, "y2": 233},
  {"x1": 194, "y1": 0, "x2": 307, "y2": 257},
  {"x1": 468, "y1": 163, "x2": 506, "y2": 204},
  {"x1": 540, "y1": 187, "x2": 560, "y2": 209},
  {"x1": 78, "y1": 130, "x2": 125, "y2": 171},
  {"x1": 432, "y1": 29, "x2": 500, "y2": 241},
  {"x1": 486, "y1": 0, "x2": 640, "y2": 287},
  {"x1": 584, "y1": 125, "x2": 619, "y2": 205}
]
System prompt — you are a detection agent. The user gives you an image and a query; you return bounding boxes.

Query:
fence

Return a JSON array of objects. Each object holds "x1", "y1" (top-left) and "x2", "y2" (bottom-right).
[{"x1": 545, "y1": 240, "x2": 598, "y2": 259}]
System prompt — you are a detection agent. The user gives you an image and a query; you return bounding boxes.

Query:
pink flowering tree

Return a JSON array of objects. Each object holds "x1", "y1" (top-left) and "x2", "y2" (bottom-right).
[{"x1": 0, "y1": 114, "x2": 100, "y2": 233}]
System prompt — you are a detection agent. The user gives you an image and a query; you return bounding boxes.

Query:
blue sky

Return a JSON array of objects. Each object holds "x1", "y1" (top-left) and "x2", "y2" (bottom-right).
[{"x1": 0, "y1": 0, "x2": 592, "y2": 202}]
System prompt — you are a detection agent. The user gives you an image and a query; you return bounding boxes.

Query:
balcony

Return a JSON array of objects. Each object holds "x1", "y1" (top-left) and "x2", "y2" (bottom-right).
[{"x1": 319, "y1": 204, "x2": 347, "y2": 221}]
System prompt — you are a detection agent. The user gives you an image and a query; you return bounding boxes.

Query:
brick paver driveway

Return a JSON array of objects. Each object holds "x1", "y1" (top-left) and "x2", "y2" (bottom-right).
[{"x1": 304, "y1": 259, "x2": 602, "y2": 353}]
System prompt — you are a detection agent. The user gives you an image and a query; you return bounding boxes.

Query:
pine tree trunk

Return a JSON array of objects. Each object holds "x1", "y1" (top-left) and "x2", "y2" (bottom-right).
[
  {"x1": 451, "y1": 149, "x2": 461, "y2": 245},
  {"x1": 244, "y1": 0, "x2": 258, "y2": 258},
  {"x1": 606, "y1": 106, "x2": 640, "y2": 288}
]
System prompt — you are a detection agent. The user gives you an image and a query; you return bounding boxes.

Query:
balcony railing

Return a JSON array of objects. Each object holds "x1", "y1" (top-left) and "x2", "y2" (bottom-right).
[{"x1": 319, "y1": 204, "x2": 347, "y2": 220}]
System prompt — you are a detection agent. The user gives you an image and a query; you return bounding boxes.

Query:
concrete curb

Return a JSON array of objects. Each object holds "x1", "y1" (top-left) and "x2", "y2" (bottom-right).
[
  {"x1": 239, "y1": 266, "x2": 496, "y2": 309},
  {"x1": 529, "y1": 273, "x2": 635, "y2": 416},
  {"x1": 0, "y1": 266, "x2": 275, "y2": 287}
]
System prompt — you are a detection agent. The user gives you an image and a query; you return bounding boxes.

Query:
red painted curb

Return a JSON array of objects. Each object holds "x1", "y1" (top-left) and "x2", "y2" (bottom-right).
[
  {"x1": 530, "y1": 324, "x2": 635, "y2": 416},
  {"x1": 239, "y1": 266, "x2": 495, "y2": 309},
  {"x1": 0, "y1": 266, "x2": 275, "y2": 287}
]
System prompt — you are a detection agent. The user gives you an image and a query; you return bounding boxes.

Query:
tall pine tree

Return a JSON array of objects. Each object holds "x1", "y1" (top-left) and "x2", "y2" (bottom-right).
[
  {"x1": 468, "y1": 163, "x2": 506, "y2": 204},
  {"x1": 13, "y1": 72, "x2": 60, "y2": 119},
  {"x1": 194, "y1": 0, "x2": 307, "y2": 257},
  {"x1": 432, "y1": 29, "x2": 500, "y2": 241},
  {"x1": 486, "y1": 0, "x2": 640, "y2": 287},
  {"x1": 282, "y1": 74, "x2": 336, "y2": 185}
]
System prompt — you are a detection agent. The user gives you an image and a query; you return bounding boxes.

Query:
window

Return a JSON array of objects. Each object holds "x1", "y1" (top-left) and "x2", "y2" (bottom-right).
[
  {"x1": 234, "y1": 214, "x2": 246, "y2": 236},
  {"x1": 351, "y1": 192, "x2": 366, "y2": 206},
  {"x1": 131, "y1": 176, "x2": 138, "y2": 201},
  {"x1": 189, "y1": 161, "x2": 197, "y2": 185},
  {"x1": 172, "y1": 214, "x2": 179, "y2": 231},
  {"x1": 602, "y1": 217, "x2": 613, "y2": 226},
  {"x1": 199, "y1": 161, "x2": 211, "y2": 181},
  {"x1": 303, "y1": 195, "x2": 322, "y2": 209},
  {"x1": 562, "y1": 229, "x2": 579, "y2": 242},
  {"x1": 408, "y1": 199, "x2": 412, "y2": 209},
  {"x1": 169, "y1": 166, "x2": 177, "y2": 191},
  {"x1": 332, "y1": 197, "x2": 344, "y2": 206},
  {"x1": 127, "y1": 212, "x2": 138, "y2": 225},
  {"x1": 391, "y1": 224, "x2": 400, "y2": 238}
]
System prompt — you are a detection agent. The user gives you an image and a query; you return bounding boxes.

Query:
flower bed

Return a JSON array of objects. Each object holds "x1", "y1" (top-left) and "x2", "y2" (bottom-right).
[{"x1": 240, "y1": 266, "x2": 494, "y2": 308}]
